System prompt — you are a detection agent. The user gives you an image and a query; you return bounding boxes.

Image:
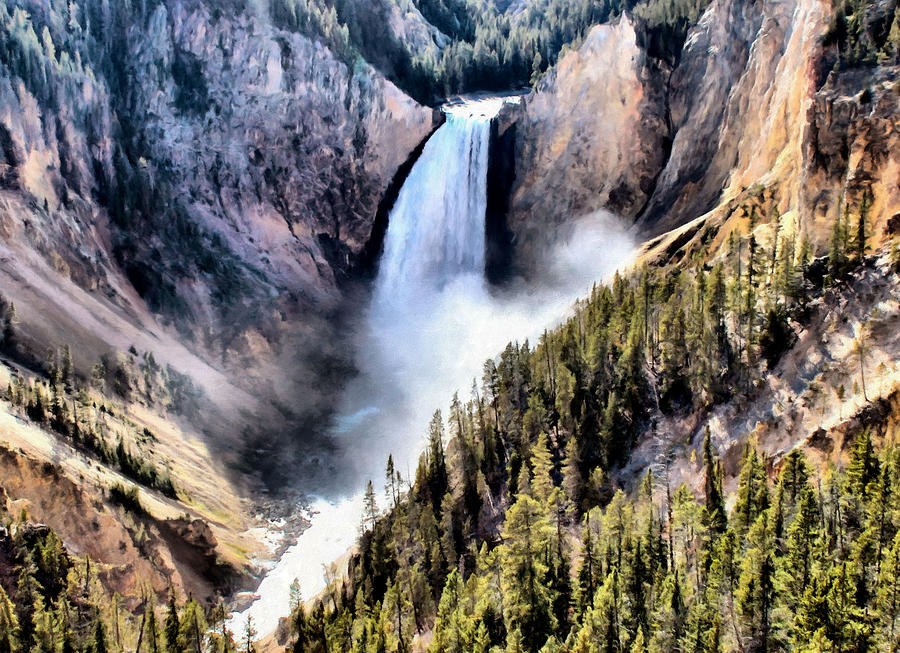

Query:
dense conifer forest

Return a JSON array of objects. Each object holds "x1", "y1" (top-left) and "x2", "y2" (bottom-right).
[{"x1": 282, "y1": 189, "x2": 900, "y2": 652}]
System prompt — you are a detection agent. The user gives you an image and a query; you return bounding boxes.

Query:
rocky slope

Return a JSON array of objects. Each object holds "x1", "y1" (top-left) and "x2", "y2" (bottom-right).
[
  {"x1": 0, "y1": 0, "x2": 436, "y2": 485},
  {"x1": 507, "y1": 0, "x2": 899, "y2": 268}
]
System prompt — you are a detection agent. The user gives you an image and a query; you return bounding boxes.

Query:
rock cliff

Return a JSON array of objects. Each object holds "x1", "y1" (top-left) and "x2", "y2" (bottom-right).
[
  {"x1": 0, "y1": 0, "x2": 435, "y2": 482},
  {"x1": 508, "y1": 17, "x2": 670, "y2": 266},
  {"x1": 508, "y1": 0, "x2": 899, "y2": 266}
]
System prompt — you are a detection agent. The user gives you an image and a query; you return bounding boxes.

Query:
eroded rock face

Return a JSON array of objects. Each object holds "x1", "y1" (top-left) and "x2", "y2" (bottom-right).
[
  {"x1": 508, "y1": 0, "x2": 898, "y2": 265},
  {"x1": 636, "y1": 0, "x2": 766, "y2": 233},
  {"x1": 802, "y1": 67, "x2": 900, "y2": 244},
  {"x1": 508, "y1": 17, "x2": 670, "y2": 265},
  {"x1": 126, "y1": 3, "x2": 435, "y2": 297},
  {"x1": 0, "y1": 1, "x2": 434, "y2": 477}
]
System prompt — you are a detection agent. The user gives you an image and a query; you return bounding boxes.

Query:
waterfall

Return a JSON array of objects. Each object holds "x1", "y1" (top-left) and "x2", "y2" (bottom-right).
[
  {"x1": 228, "y1": 98, "x2": 509, "y2": 638},
  {"x1": 375, "y1": 103, "x2": 494, "y2": 300}
]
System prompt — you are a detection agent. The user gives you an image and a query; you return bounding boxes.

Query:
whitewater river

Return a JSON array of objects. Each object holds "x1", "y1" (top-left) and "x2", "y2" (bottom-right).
[{"x1": 229, "y1": 96, "x2": 636, "y2": 638}]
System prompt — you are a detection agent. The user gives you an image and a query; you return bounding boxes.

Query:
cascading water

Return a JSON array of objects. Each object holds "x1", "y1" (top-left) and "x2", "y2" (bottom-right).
[
  {"x1": 328, "y1": 98, "x2": 513, "y2": 489},
  {"x1": 375, "y1": 102, "x2": 492, "y2": 298},
  {"x1": 229, "y1": 96, "x2": 635, "y2": 640}
]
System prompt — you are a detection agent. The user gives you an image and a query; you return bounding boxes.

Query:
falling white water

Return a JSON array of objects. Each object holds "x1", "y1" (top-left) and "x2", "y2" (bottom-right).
[
  {"x1": 229, "y1": 96, "x2": 636, "y2": 640},
  {"x1": 375, "y1": 102, "x2": 492, "y2": 296}
]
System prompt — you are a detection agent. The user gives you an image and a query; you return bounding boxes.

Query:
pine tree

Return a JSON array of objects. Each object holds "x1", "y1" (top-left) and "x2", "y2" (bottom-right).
[
  {"x1": 208, "y1": 601, "x2": 234, "y2": 653},
  {"x1": 31, "y1": 593, "x2": 53, "y2": 653},
  {"x1": 779, "y1": 449, "x2": 810, "y2": 506},
  {"x1": 427, "y1": 410, "x2": 449, "y2": 514},
  {"x1": 574, "y1": 515, "x2": 598, "y2": 618},
  {"x1": 828, "y1": 203, "x2": 849, "y2": 283},
  {"x1": 146, "y1": 600, "x2": 161, "y2": 653},
  {"x1": 530, "y1": 433, "x2": 555, "y2": 505},
  {"x1": 877, "y1": 532, "x2": 900, "y2": 646},
  {"x1": 780, "y1": 486, "x2": 819, "y2": 609},
  {"x1": 744, "y1": 207, "x2": 761, "y2": 371},
  {"x1": 363, "y1": 480, "x2": 378, "y2": 532},
  {"x1": 736, "y1": 516, "x2": 774, "y2": 653},
  {"x1": 179, "y1": 598, "x2": 206, "y2": 653},
  {"x1": 55, "y1": 597, "x2": 76, "y2": 653},
  {"x1": 529, "y1": 51, "x2": 543, "y2": 86},
  {"x1": 242, "y1": 615, "x2": 257, "y2": 653},
  {"x1": 733, "y1": 441, "x2": 769, "y2": 536},
  {"x1": 385, "y1": 454, "x2": 398, "y2": 509},
  {"x1": 702, "y1": 427, "x2": 727, "y2": 535},
  {"x1": 499, "y1": 495, "x2": 556, "y2": 651},
  {"x1": 846, "y1": 429, "x2": 878, "y2": 500},
  {"x1": 61, "y1": 345, "x2": 74, "y2": 390},
  {"x1": 15, "y1": 556, "x2": 41, "y2": 648},
  {"x1": 381, "y1": 579, "x2": 413, "y2": 653},
  {"x1": 869, "y1": 462, "x2": 894, "y2": 575},
  {"x1": 0, "y1": 583, "x2": 17, "y2": 653},
  {"x1": 660, "y1": 304, "x2": 690, "y2": 411},
  {"x1": 649, "y1": 572, "x2": 685, "y2": 652},
  {"x1": 1, "y1": 302, "x2": 16, "y2": 348},
  {"x1": 825, "y1": 562, "x2": 869, "y2": 651},
  {"x1": 561, "y1": 437, "x2": 583, "y2": 516},
  {"x1": 572, "y1": 568, "x2": 621, "y2": 653},
  {"x1": 429, "y1": 569, "x2": 467, "y2": 653},
  {"x1": 164, "y1": 594, "x2": 180, "y2": 653},
  {"x1": 90, "y1": 618, "x2": 108, "y2": 653}
]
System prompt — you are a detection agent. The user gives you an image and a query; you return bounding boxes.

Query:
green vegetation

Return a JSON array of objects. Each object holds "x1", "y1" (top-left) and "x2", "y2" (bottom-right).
[
  {"x1": 0, "y1": 508, "x2": 236, "y2": 653},
  {"x1": 3, "y1": 344, "x2": 183, "y2": 499},
  {"x1": 825, "y1": 0, "x2": 900, "y2": 67},
  {"x1": 291, "y1": 432, "x2": 900, "y2": 652},
  {"x1": 284, "y1": 192, "x2": 896, "y2": 652},
  {"x1": 0, "y1": 0, "x2": 711, "y2": 119},
  {"x1": 108, "y1": 482, "x2": 145, "y2": 515}
]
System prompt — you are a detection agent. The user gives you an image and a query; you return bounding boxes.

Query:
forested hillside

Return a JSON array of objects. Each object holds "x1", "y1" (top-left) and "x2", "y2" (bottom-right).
[
  {"x1": 282, "y1": 181, "x2": 900, "y2": 652},
  {"x1": 267, "y1": 0, "x2": 712, "y2": 101}
]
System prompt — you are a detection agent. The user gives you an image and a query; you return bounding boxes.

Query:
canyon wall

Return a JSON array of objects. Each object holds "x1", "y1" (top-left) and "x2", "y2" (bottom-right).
[
  {"x1": 508, "y1": 16, "x2": 670, "y2": 266},
  {"x1": 509, "y1": 0, "x2": 899, "y2": 266},
  {"x1": 0, "y1": 1, "x2": 435, "y2": 480}
]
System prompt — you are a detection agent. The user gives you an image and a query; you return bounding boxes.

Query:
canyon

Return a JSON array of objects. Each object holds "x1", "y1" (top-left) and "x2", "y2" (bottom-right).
[{"x1": 0, "y1": 0, "x2": 898, "y2": 648}]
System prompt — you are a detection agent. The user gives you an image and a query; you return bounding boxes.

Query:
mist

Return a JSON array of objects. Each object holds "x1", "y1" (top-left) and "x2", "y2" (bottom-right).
[{"x1": 331, "y1": 211, "x2": 638, "y2": 491}]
